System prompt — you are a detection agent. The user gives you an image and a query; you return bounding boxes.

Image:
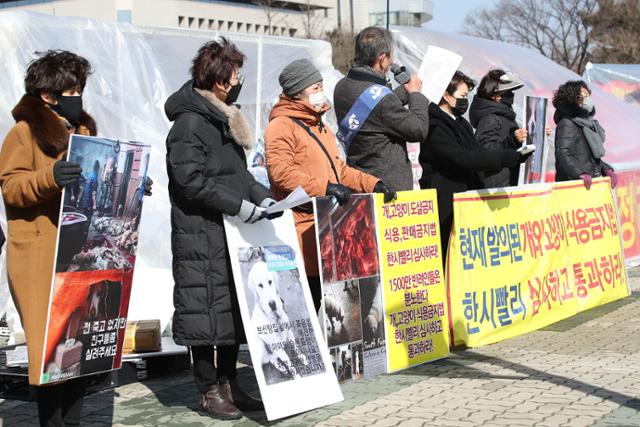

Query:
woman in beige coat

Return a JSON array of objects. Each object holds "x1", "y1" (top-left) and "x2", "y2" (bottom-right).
[{"x1": 0, "y1": 50, "x2": 98, "y2": 427}]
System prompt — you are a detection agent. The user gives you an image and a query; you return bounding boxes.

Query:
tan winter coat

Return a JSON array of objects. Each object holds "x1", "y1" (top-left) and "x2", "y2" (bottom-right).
[
  {"x1": 265, "y1": 95, "x2": 379, "y2": 277},
  {"x1": 0, "y1": 95, "x2": 96, "y2": 385}
]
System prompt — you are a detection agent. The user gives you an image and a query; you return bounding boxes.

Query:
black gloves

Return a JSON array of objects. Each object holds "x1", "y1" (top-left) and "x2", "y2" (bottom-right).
[
  {"x1": 499, "y1": 151, "x2": 523, "y2": 168},
  {"x1": 326, "y1": 183, "x2": 351, "y2": 205},
  {"x1": 374, "y1": 181, "x2": 397, "y2": 203},
  {"x1": 260, "y1": 198, "x2": 283, "y2": 220},
  {"x1": 144, "y1": 177, "x2": 153, "y2": 196},
  {"x1": 53, "y1": 160, "x2": 82, "y2": 187}
]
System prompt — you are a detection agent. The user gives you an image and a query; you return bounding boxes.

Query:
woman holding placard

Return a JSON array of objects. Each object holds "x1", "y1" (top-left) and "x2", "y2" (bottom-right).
[
  {"x1": 470, "y1": 69, "x2": 528, "y2": 188},
  {"x1": 419, "y1": 70, "x2": 529, "y2": 258},
  {"x1": 0, "y1": 50, "x2": 98, "y2": 427}
]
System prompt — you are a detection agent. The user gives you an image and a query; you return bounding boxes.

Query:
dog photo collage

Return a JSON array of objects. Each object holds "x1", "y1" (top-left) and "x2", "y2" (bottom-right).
[{"x1": 315, "y1": 195, "x2": 388, "y2": 382}]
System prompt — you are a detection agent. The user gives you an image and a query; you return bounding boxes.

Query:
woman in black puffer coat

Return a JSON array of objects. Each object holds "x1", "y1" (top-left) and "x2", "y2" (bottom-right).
[
  {"x1": 469, "y1": 69, "x2": 528, "y2": 188},
  {"x1": 165, "y1": 39, "x2": 278, "y2": 420},
  {"x1": 419, "y1": 71, "x2": 527, "y2": 258},
  {"x1": 553, "y1": 80, "x2": 618, "y2": 190}
]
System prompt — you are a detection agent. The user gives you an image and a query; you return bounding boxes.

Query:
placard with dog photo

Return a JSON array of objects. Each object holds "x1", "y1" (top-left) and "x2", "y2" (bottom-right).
[
  {"x1": 314, "y1": 195, "x2": 388, "y2": 382},
  {"x1": 224, "y1": 211, "x2": 343, "y2": 421},
  {"x1": 56, "y1": 135, "x2": 150, "y2": 273},
  {"x1": 36, "y1": 135, "x2": 149, "y2": 385}
]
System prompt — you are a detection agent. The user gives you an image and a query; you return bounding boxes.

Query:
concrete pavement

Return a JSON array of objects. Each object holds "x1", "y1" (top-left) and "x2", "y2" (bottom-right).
[{"x1": 1, "y1": 271, "x2": 639, "y2": 426}]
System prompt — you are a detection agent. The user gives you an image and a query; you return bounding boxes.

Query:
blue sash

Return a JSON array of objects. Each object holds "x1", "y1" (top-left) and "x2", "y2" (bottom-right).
[{"x1": 336, "y1": 84, "x2": 392, "y2": 151}]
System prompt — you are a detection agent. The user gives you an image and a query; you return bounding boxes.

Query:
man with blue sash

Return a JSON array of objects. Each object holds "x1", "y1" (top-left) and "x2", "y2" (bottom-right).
[{"x1": 334, "y1": 27, "x2": 429, "y2": 191}]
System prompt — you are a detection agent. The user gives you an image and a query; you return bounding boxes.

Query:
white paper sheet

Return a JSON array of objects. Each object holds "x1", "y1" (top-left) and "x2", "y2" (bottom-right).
[
  {"x1": 265, "y1": 186, "x2": 311, "y2": 214},
  {"x1": 418, "y1": 46, "x2": 463, "y2": 104}
]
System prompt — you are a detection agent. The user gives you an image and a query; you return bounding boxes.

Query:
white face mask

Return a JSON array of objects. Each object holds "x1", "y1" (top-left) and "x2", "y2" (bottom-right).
[
  {"x1": 582, "y1": 96, "x2": 594, "y2": 113},
  {"x1": 308, "y1": 91, "x2": 327, "y2": 108}
]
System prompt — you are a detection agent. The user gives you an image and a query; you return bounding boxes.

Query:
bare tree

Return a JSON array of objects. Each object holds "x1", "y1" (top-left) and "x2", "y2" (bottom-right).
[
  {"x1": 254, "y1": 0, "x2": 289, "y2": 36},
  {"x1": 301, "y1": 0, "x2": 324, "y2": 39},
  {"x1": 325, "y1": 28, "x2": 355, "y2": 74},
  {"x1": 583, "y1": 0, "x2": 640, "y2": 64},
  {"x1": 464, "y1": 0, "x2": 597, "y2": 74}
]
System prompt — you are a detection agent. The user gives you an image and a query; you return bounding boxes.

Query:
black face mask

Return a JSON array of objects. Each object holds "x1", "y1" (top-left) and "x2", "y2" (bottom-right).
[
  {"x1": 50, "y1": 95, "x2": 83, "y2": 126},
  {"x1": 225, "y1": 77, "x2": 244, "y2": 105},
  {"x1": 452, "y1": 97, "x2": 469, "y2": 116},
  {"x1": 501, "y1": 91, "x2": 515, "y2": 106}
]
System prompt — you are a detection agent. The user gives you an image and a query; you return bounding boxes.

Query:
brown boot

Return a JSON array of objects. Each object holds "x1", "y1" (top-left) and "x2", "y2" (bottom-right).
[
  {"x1": 199, "y1": 384, "x2": 243, "y2": 420},
  {"x1": 228, "y1": 379, "x2": 264, "y2": 411}
]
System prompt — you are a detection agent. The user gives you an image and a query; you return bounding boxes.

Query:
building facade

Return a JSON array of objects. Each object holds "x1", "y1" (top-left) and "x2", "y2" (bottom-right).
[{"x1": 0, "y1": 0, "x2": 432, "y2": 37}]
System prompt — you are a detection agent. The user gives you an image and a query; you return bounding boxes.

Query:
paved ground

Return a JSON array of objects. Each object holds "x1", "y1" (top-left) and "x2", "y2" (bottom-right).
[{"x1": 1, "y1": 270, "x2": 639, "y2": 427}]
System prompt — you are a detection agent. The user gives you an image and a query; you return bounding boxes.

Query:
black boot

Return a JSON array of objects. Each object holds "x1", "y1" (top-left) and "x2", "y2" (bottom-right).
[
  {"x1": 199, "y1": 384, "x2": 243, "y2": 420},
  {"x1": 228, "y1": 378, "x2": 264, "y2": 411}
]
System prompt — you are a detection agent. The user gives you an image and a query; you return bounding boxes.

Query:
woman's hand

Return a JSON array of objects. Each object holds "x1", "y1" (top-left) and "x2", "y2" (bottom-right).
[{"x1": 514, "y1": 129, "x2": 528, "y2": 143}]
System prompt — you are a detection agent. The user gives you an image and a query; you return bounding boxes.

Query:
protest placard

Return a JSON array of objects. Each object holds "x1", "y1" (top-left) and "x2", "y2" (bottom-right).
[
  {"x1": 224, "y1": 211, "x2": 342, "y2": 420},
  {"x1": 39, "y1": 135, "x2": 150, "y2": 384},
  {"x1": 448, "y1": 179, "x2": 629, "y2": 347}
]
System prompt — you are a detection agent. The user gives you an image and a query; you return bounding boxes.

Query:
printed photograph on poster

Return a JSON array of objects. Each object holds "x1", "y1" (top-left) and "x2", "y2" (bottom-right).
[
  {"x1": 316, "y1": 196, "x2": 379, "y2": 283},
  {"x1": 334, "y1": 345, "x2": 353, "y2": 382},
  {"x1": 237, "y1": 245, "x2": 326, "y2": 386},
  {"x1": 359, "y1": 276, "x2": 385, "y2": 351},
  {"x1": 323, "y1": 280, "x2": 362, "y2": 348},
  {"x1": 57, "y1": 136, "x2": 150, "y2": 272},
  {"x1": 350, "y1": 343, "x2": 363, "y2": 380},
  {"x1": 41, "y1": 271, "x2": 132, "y2": 383},
  {"x1": 520, "y1": 96, "x2": 548, "y2": 184}
]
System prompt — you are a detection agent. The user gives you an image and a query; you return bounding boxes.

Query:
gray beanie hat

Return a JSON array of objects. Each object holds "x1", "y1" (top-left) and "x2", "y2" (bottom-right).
[{"x1": 278, "y1": 59, "x2": 323, "y2": 97}]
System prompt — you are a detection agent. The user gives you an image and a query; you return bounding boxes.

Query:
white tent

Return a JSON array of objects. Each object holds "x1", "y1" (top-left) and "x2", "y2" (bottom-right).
[
  {"x1": 583, "y1": 62, "x2": 640, "y2": 109},
  {"x1": 0, "y1": 11, "x2": 342, "y2": 339},
  {"x1": 391, "y1": 26, "x2": 640, "y2": 172}
]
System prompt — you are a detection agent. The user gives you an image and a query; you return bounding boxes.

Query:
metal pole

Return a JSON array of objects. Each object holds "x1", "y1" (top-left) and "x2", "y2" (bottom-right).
[{"x1": 386, "y1": 0, "x2": 389, "y2": 29}]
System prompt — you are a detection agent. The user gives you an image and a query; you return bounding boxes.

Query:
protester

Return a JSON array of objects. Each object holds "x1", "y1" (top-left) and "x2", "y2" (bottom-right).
[
  {"x1": 0, "y1": 50, "x2": 147, "y2": 427},
  {"x1": 469, "y1": 69, "x2": 528, "y2": 187},
  {"x1": 334, "y1": 27, "x2": 429, "y2": 191},
  {"x1": 553, "y1": 80, "x2": 618, "y2": 190},
  {"x1": 265, "y1": 58, "x2": 396, "y2": 310},
  {"x1": 419, "y1": 71, "x2": 529, "y2": 256},
  {"x1": 165, "y1": 38, "x2": 279, "y2": 420}
]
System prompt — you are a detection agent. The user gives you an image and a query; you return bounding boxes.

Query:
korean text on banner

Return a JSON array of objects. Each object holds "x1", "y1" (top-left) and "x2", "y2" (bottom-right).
[
  {"x1": 375, "y1": 190, "x2": 450, "y2": 372},
  {"x1": 224, "y1": 210, "x2": 342, "y2": 421},
  {"x1": 448, "y1": 179, "x2": 629, "y2": 348}
]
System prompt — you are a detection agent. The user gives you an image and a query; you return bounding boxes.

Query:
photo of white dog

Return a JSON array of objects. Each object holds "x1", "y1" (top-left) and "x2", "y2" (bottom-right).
[{"x1": 239, "y1": 246, "x2": 326, "y2": 385}]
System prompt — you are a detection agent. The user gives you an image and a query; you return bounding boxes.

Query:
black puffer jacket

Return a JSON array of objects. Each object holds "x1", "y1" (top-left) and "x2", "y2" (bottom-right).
[
  {"x1": 420, "y1": 104, "x2": 519, "y2": 253},
  {"x1": 334, "y1": 66, "x2": 429, "y2": 191},
  {"x1": 553, "y1": 102, "x2": 613, "y2": 182},
  {"x1": 469, "y1": 97, "x2": 520, "y2": 188},
  {"x1": 165, "y1": 80, "x2": 271, "y2": 346}
]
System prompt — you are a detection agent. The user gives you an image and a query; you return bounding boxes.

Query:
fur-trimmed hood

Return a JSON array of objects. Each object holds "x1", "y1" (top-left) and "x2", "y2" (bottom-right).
[
  {"x1": 11, "y1": 94, "x2": 97, "y2": 157},
  {"x1": 164, "y1": 80, "x2": 254, "y2": 150}
]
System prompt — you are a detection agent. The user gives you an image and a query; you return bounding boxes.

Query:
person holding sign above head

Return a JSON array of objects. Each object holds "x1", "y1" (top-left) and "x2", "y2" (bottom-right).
[
  {"x1": 469, "y1": 69, "x2": 528, "y2": 188},
  {"x1": 333, "y1": 27, "x2": 429, "y2": 191},
  {"x1": 265, "y1": 58, "x2": 396, "y2": 311},
  {"x1": 0, "y1": 50, "x2": 152, "y2": 427},
  {"x1": 552, "y1": 80, "x2": 618, "y2": 190},
  {"x1": 165, "y1": 38, "x2": 280, "y2": 421},
  {"x1": 419, "y1": 71, "x2": 531, "y2": 258}
]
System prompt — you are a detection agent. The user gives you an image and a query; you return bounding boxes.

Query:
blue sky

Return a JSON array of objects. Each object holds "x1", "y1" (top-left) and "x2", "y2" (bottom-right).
[{"x1": 423, "y1": 0, "x2": 499, "y2": 32}]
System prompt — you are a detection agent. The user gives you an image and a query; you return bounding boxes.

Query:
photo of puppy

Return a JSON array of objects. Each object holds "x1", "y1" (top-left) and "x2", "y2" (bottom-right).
[
  {"x1": 324, "y1": 295, "x2": 344, "y2": 331},
  {"x1": 239, "y1": 246, "x2": 326, "y2": 385},
  {"x1": 359, "y1": 276, "x2": 385, "y2": 350},
  {"x1": 323, "y1": 281, "x2": 362, "y2": 348}
]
